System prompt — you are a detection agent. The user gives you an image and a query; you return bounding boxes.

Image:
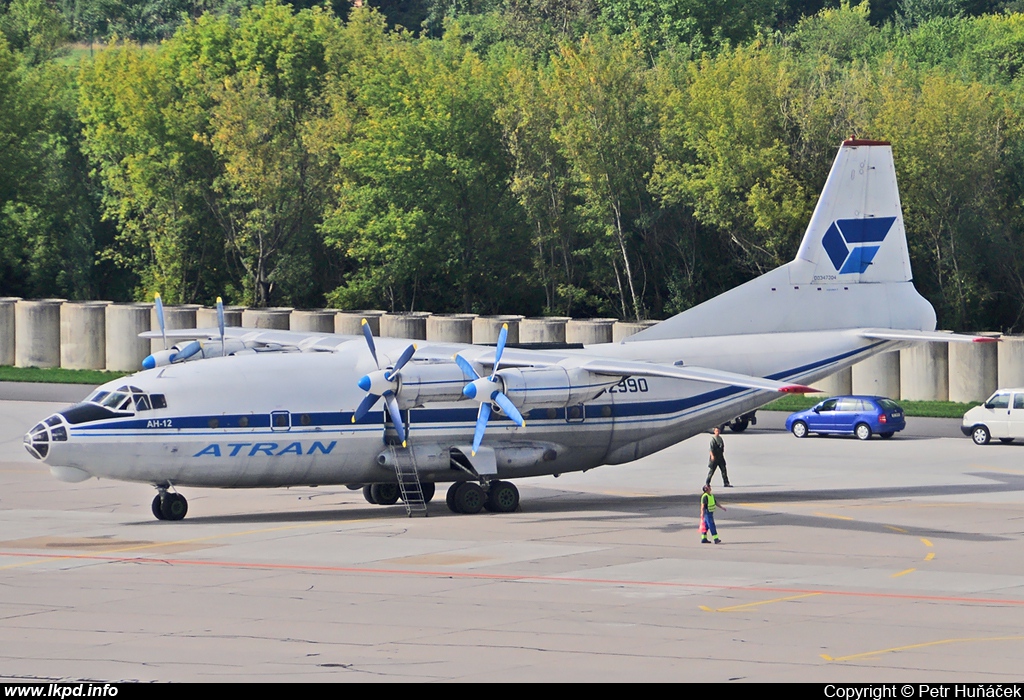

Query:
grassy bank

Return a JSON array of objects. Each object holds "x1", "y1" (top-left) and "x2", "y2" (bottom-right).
[
  {"x1": 0, "y1": 366, "x2": 129, "y2": 385},
  {"x1": 761, "y1": 394, "x2": 979, "y2": 419}
]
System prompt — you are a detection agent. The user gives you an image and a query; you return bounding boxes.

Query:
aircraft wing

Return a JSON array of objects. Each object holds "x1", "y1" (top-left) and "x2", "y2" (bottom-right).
[
  {"x1": 859, "y1": 329, "x2": 998, "y2": 343},
  {"x1": 580, "y1": 359, "x2": 818, "y2": 393},
  {"x1": 139, "y1": 327, "x2": 358, "y2": 350}
]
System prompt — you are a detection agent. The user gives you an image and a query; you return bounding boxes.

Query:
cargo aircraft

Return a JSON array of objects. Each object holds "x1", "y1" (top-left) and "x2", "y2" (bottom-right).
[{"x1": 24, "y1": 140, "x2": 992, "y2": 519}]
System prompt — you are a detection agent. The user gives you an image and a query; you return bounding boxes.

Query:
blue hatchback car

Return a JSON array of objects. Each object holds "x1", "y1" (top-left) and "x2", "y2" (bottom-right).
[{"x1": 786, "y1": 396, "x2": 906, "y2": 440}]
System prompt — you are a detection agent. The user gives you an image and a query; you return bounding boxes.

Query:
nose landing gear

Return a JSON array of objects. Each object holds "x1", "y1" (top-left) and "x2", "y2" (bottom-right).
[{"x1": 152, "y1": 487, "x2": 188, "y2": 521}]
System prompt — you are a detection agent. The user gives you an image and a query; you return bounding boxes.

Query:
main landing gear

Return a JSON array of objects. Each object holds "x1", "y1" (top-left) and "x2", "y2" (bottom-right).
[
  {"x1": 152, "y1": 487, "x2": 188, "y2": 521},
  {"x1": 362, "y1": 482, "x2": 436, "y2": 505},
  {"x1": 445, "y1": 480, "x2": 520, "y2": 514}
]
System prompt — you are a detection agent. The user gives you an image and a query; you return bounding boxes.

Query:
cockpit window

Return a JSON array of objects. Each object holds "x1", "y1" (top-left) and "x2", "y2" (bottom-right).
[
  {"x1": 134, "y1": 395, "x2": 151, "y2": 411},
  {"x1": 99, "y1": 392, "x2": 131, "y2": 410}
]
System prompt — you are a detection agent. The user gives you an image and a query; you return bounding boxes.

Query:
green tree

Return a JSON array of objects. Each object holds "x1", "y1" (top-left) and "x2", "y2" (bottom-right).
[{"x1": 318, "y1": 13, "x2": 534, "y2": 313}]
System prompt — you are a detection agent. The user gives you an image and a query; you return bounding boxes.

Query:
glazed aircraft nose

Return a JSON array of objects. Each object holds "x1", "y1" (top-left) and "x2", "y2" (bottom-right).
[{"x1": 23, "y1": 415, "x2": 68, "y2": 461}]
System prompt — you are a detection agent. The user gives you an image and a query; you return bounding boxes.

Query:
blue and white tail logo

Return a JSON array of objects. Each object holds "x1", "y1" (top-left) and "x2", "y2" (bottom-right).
[
  {"x1": 822, "y1": 217, "x2": 896, "y2": 275},
  {"x1": 792, "y1": 140, "x2": 912, "y2": 285}
]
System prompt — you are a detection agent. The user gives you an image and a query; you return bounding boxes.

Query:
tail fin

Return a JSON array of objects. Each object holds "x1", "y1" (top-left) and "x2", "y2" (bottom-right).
[
  {"x1": 789, "y1": 139, "x2": 913, "y2": 285},
  {"x1": 628, "y1": 140, "x2": 935, "y2": 341}
]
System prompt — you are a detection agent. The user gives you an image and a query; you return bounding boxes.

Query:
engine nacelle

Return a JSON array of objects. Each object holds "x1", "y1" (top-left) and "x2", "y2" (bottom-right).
[
  {"x1": 396, "y1": 362, "x2": 473, "y2": 407},
  {"x1": 500, "y1": 367, "x2": 618, "y2": 409}
]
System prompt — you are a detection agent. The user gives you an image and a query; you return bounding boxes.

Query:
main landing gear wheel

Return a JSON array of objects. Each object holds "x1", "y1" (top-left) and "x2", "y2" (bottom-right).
[
  {"x1": 972, "y1": 425, "x2": 991, "y2": 445},
  {"x1": 484, "y1": 481, "x2": 520, "y2": 513},
  {"x1": 159, "y1": 492, "x2": 188, "y2": 521},
  {"x1": 791, "y1": 421, "x2": 808, "y2": 438},
  {"x1": 370, "y1": 483, "x2": 400, "y2": 506},
  {"x1": 152, "y1": 495, "x2": 166, "y2": 520},
  {"x1": 448, "y1": 482, "x2": 485, "y2": 514},
  {"x1": 855, "y1": 423, "x2": 872, "y2": 441},
  {"x1": 363, "y1": 485, "x2": 377, "y2": 504},
  {"x1": 728, "y1": 417, "x2": 749, "y2": 433},
  {"x1": 412, "y1": 482, "x2": 435, "y2": 503}
]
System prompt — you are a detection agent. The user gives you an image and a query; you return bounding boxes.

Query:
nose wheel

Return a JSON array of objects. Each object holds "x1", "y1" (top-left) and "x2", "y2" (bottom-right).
[{"x1": 152, "y1": 490, "x2": 188, "y2": 521}]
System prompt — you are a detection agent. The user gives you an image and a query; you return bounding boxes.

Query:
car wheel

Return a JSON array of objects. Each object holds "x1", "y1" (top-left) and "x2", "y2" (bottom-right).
[
  {"x1": 1000, "y1": 438, "x2": 1015, "y2": 444},
  {"x1": 880, "y1": 431, "x2": 894, "y2": 439},
  {"x1": 791, "y1": 421, "x2": 808, "y2": 438},
  {"x1": 855, "y1": 423, "x2": 872, "y2": 441},
  {"x1": 972, "y1": 425, "x2": 990, "y2": 446}
]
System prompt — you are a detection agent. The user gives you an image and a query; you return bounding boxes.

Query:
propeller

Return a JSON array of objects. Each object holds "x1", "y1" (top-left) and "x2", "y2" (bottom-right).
[
  {"x1": 154, "y1": 293, "x2": 167, "y2": 350},
  {"x1": 455, "y1": 323, "x2": 525, "y2": 456},
  {"x1": 216, "y1": 296, "x2": 225, "y2": 350},
  {"x1": 351, "y1": 318, "x2": 417, "y2": 447}
]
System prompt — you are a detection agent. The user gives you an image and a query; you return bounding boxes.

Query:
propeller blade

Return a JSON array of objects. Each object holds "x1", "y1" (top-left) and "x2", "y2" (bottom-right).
[
  {"x1": 471, "y1": 402, "x2": 491, "y2": 456},
  {"x1": 384, "y1": 392, "x2": 406, "y2": 447},
  {"x1": 361, "y1": 318, "x2": 379, "y2": 369},
  {"x1": 174, "y1": 340, "x2": 202, "y2": 362},
  {"x1": 491, "y1": 323, "x2": 509, "y2": 379},
  {"x1": 387, "y1": 343, "x2": 416, "y2": 380},
  {"x1": 216, "y1": 296, "x2": 225, "y2": 347},
  {"x1": 352, "y1": 393, "x2": 381, "y2": 423},
  {"x1": 493, "y1": 392, "x2": 525, "y2": 427},
  {"x1": 454, "y1": 354, "x2": 481, "y2": 380},
  {"x1": 154, "y1": 293, "x2": 167, "y2": 350}
]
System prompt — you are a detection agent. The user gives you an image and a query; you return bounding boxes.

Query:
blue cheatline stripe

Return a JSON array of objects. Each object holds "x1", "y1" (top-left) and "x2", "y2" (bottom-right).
[{"x1": 68, "y1": 342, "x2": 884, "y2": 435}]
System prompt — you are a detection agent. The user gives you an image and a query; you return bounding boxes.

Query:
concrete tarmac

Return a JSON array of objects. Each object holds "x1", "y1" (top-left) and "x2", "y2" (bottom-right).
[{"x1": 1, "y1": 394, "x2": 1022, "y2": 682}]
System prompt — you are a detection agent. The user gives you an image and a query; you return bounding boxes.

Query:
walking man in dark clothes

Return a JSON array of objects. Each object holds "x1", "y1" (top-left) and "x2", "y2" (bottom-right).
[{"x1": 706, "y1": 426, "x2": 732, "y2": 487}]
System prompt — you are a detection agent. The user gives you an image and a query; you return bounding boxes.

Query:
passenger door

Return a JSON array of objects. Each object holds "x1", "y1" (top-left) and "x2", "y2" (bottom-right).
[
  {"x1": 984, "y1": 393, "x2": 1011, "y2": 438},
  {"x1": 810, "y1": 398, "x2": 839, "y2": 432},
  {"x1": 832, "y1": 398, "x2": 861, "y2": 433}
]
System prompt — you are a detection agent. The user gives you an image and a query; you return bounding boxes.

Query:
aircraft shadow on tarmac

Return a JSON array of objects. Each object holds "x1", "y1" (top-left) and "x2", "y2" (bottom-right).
[{"x1": 144, "y1": 471, "x2": 1022, "y2": 543}]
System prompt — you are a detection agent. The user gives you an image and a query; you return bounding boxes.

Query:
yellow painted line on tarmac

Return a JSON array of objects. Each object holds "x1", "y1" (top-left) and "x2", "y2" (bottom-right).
[
  {"x1": 0, "y1": 518, "x2": 370, "y2": 572},
  {"x1": 885, "y1": 525, "x2": 908, "y2": 533},
  {"x1": 813, "y1": 512, "x2": 853, "y2": 520},
  {"x1": 920, "y1": 538, "x2": 933, "y2": 547},
  {"x1": 821, "y1": 636, "x2": 1024, "y2": 662},
  {"x1": 891, "y1": 568, "x2": 916, "y2": 578},
  {"x1": 700, "y1": 592, "x2": 822, "y2": 613},
  {"x1": 925, "y1": 552, "x2": 935, "y2": 561}
]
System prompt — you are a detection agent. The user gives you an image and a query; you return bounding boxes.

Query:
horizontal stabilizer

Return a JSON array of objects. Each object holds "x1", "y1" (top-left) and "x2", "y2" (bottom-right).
[
  {"x1": 859, "y1": 329, "x2": 998, "y2": 344},
  {"x1": 581, "y1": 359, "x2": 818, "y2": 393}
]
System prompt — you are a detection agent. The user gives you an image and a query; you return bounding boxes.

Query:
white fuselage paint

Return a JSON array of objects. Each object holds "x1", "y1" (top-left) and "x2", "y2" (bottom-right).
[{"x1": 35, "y1": 328, "x2": 897, "y2": 489}]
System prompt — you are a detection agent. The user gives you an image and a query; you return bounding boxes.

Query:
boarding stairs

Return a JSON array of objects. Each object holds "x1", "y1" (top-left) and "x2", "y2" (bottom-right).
[{"x1": 388, "y1": 444, "x2": 428, "y2": 517}]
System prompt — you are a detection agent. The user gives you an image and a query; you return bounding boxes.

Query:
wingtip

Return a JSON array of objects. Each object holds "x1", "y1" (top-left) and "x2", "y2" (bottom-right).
[{"x1": 780, "y1": 385, "x2": 819, "y2": 394}]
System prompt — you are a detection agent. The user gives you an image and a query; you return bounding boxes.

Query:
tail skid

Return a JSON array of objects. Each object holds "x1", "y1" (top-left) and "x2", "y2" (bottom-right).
[{"x1": 629, "y1": 140, "x2": 936, "y2": 342}]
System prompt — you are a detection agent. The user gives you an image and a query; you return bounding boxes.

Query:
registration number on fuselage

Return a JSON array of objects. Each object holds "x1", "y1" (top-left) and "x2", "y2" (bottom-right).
[{"x1": 147, "y1": 419, "x2": 173, "y2": 428}]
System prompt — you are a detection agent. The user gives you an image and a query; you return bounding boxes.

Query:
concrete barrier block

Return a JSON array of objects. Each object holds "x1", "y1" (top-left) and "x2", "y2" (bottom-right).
[
  {"x1": 566, "y1": 318, "x2": 616, "y2": 345},
  {"x1": 427, "y1": 314, "x2": 476, "y2": 344},
  {"x1": 381, "y1": 312, "x2": 429, "y2": 340},
  {"x1": 15, "y1": 299, "x2": 64, "y2": 368},
  {"x1": 851, "y1": 351, "x2": 900, "y2": 399},
  {"x1": 241, "y1": 307, "x2": 292, "y2": 331},
  {"x1": 998, "y1": 335, "x2": 1024, "y2": 389},
  {"x1": 196, "y1": 306, "x2": 243, "y2": 330},
  {"x1": 60, "y1": 301, "x2": 109, "y2": 370},
  {"x1": 473, "y1": 316, "x2": 522, "y2": 344},
  {"x1": 291, "y1": 309, "x2": 336, "y2": 333},
  {"x1": 815, "y1": 367, "x2": 852, "y2": 397},
  {"x1": 335, "y1": 310, "x2": 385, "y2": 336},
  {"x1": 900, "y1": 342, "x2": 949, "y2": 401},
  {"x1": 106, "y1": 303, "x2": 153, "y2": 372},
  {"x1": 519, "y1": 317, "x2": 569, "y2": 344},
  {"x1": 949, "y1": 334, "x2": 999, "y2": 403},
  {"x1": 0, "y1": 297, "x2": 20, "y2": 366},
  {"x1": 613, "y1": 320, "x2": 659, "y2": 343}
]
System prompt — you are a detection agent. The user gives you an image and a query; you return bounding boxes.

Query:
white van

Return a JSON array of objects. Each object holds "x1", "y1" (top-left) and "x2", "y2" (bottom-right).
[{"x1": 961, "y1": 388, "x2": 1024, "y2": 445}]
